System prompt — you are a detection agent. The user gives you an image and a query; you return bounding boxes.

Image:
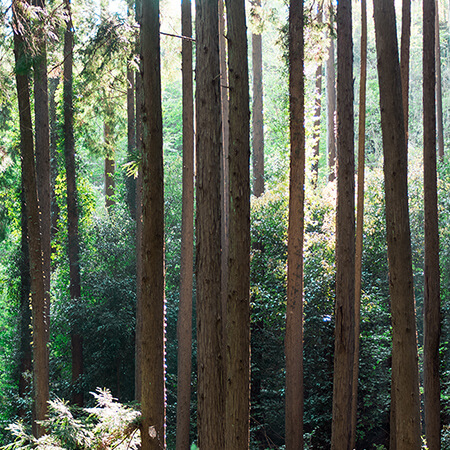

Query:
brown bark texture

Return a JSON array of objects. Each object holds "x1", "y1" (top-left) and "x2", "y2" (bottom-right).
[
  {"x1": 351, "y1": 0, "x2": 367, "y2": 447},
  {"x1": 252, "y1": 0, "x2": 264, "y2": 198},
  {"x1": 285, "y1": 1, "x2": 305, "y2": 449},
  {"x1": 13, "y1": 0, "x2": 49, "y2": 435},
  {"x1": 219, "y1": 0, "x2": 229, "y2": 349},
  {"x1": 331, "y1": 0, "x2": 355, "y2": 447},
  {"x1": 175, "y1": 0, "x2": 194, "y2": 448},
  {"x1": 63, "y1": 0, "x2": 83, "y2": 407},
  {"x1": 423, "y1": 0, "x2": 441, "y2": 448},
  {"x1": 373, "y1": 1, "x2": 421, "y2": 448},
  {"x1": 33, "y1": 0, "x2": 51, "y2": 346},
  {"x1": 224, "y1": 0, "x2": 251, "y2": 448},
  {"x1": 139, "y1": 0, "x2": 166, "y2": 447},
  {"x1": 195, "y1": 0, "x2": 225, "y2": 447}
]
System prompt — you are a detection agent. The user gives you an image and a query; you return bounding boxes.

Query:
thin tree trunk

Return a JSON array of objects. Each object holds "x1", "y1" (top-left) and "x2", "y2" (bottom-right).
[
  {"x1": 219, "y1": 0, "x2": 229, "y2": 351},
  {"x1": 196, "y1": 0, "x2": 225, "y2": 446},
  {"x1": 33, "y1": 0, "x2": 51, "y2": 346},
  {"x1": 436, "y1": 0, "x2": 444, "y2": 161},
  {"x1": 104, "y1": 113, "x2": 115, "y2": 210},
  {"x1": 312, "y1": 63, "x2": 322, "y2": 186},
  {"x1": 252, "y1": 0, "x2": 264, "y2": 198},
  {"x1": 351, "y1": 0, "x2": 367, "y2": 447},
  {"x1": 331, "y1": 0, "x2": 355, "y2": 446},
  {"x1": 139, "y1": 0, "x2": 165, "y2": 447},
  {"x1": 373, "y1": 1, "x2": 421, "y2": 447},
  {"x1": 423, "y1": 0, "x2": 441, "y2": 448},
  {"x1": 63, "y1": 0, "x2": 83, "y2": 407},
  {"x1": 285, "y1": 1, "x2": 305, "y2": 448},
  {"x1": 13, "y1": 1, "x2": 49, "y2": 434},
  {"x1": 175, "y1": 0, "x2": 194, "y2": 448},
  {"x1": 224, "y1": 0, "x2": 251, "y2": 447},
  {"x1": 326, "y1": 6, "x2": 336, "y2": 182},
  {"x1": 18, "y1": 187, "x2": 32, "y2": 419}
]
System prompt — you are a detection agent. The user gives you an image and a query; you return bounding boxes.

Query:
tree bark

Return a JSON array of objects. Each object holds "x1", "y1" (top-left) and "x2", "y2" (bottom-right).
[
  {"x1": 435, "y1": 0, "x2": 444, "y2": 161},
  {"x1": 13, "y1": 0, "x2": 49, "y2": 435},
  {"x1": 373, "y1": 1, "x2": 421, "y2": 448},
  {"x1": 285, "y1": 1, "x2": 305, "y2": 449},
  {"x1": 351, "y1": 0, "x2": 367, "y2": 447},
  {"x1": 195, "y1": 0, "x2": 225, "y2": 446},
  {"x1": 63, "y1": 0, "x2": 83, "y2": 407},
  {"x1": 423, "y1": 0, "x2": 441, "y2": 448},
  {"x1": 252, "y1": 0, "x2": 264, "y2": 198},
  {"x1": 175, "y1": 1, "x2": 194, "y2": 448},
  {"x1": 139, "y1": 0, "x2": 166, "y2": 448},
  {"x1": 224, "y1": 0, "x2": 251, "y2": 448},
  {"x1": 331, "y1": 0, "x2": 355, "y2": 446}
]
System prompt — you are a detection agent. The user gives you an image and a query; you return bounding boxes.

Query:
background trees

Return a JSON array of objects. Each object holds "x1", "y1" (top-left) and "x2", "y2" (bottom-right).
[{"x1": 1, "y1": 0, "x2": 450, "y2": 448}]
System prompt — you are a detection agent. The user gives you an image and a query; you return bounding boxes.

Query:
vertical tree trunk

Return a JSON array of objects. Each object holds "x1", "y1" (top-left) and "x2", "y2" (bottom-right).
[
  {"x1": 196, "y1": 0, "x2": 225, "y2": 447},
  {"x1": 326, "y1": 4, "x2": 336, "y2": 182},
  {"x1": 104, "y1": 108, "x2": 115, "y2": 210},
  {"x1": 435, "y1": 0, "x2": 444, "y2": 161},
  {"x1": 285, "y1": 1, "x2": 305, "y2": 448},
  {"x1": 252, "y1": 0, "x2": 264, "y2": 198},
  {"x1": 312, "y1": 63, "x2": 322, "y2": 187},
  {"x1": 139, "y1": 0, "x2": 165, "y2": 447},
  {"x1": 351, "y1": 0, "x2": 367, "y2": 447},
  {"x1": 18, "y1": 187, "x2": 32, "y2": 419},
  {"x1": 175, "y1": 1, "x2": 194, "y2": 448},
  {"x1": 13, "y1": 1, "x2": 49, "y2": 435},
  {"x1": 219, "y1": 0, "x2": 229, "y2": 348},
  {"x1": 33, "y1": 0, "x2": 51, "y2": 345},
  {"x1": 224, "y1": 0, "x2": 251, "y2": 448},
  {"x1": 63, "y1": 0, "x2": 83, "y2": 407},
  {"x1": 423, "y1": 0, "x2": 441, "y2": 448},
  {"x1": 373, "y1": 1, "x2": 421, "y2": 448},
  {"x1": 331, "y1": 0, "x2": 355, "y2": 446}
]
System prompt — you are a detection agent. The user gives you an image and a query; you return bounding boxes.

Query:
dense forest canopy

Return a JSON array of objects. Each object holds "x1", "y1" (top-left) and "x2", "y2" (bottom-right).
[{"x1": 1, "y1": 0, "x2": 450, "y2": 448}]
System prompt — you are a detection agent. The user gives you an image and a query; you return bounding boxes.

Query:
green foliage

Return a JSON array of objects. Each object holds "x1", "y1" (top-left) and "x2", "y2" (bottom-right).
[{"x1": 1, "y1": 389, "x2": 140, "y2": 449}]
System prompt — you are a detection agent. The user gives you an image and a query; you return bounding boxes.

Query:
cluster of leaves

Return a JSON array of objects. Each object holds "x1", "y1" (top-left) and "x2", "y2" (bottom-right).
[{"x1": 2, "y1": 389, "x2": 140, "y2": 449}]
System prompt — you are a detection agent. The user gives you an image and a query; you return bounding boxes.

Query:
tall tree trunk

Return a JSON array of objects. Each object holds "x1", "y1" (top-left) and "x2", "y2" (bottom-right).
[
  {"x1": 33, "y1": 0, "x2": 51, "y2": 345},
  {"x1": 196, "y1": 0, "x2": 225, "y2": 447},
  {"x1": 224, "y1": 0, "x2": 250, "y2": 448},
  {"x1": 373, "y1": 1, "x2": 421, "y2": 447},
  {"x1": 104, "y1": 109, "x2": 115, "y2": 210},
  {"x1": 285, "y1": 1, "x2": 305, "y2": 448},
  {"x1": 331, "y1": 0, "x2": 355, "y2": 446},
  {"x1": 252, "y1": 0, "x2": 264, "y2": 198},
  {"x1": 351, "y1": 0, "x2": 367, "y2": 447},
  {"x1": 175, "y1": 1, "x2": 194, "y2": 448},
  {"x1": 219, "y1": 0, "x2": 229, "y2": 350},
  {"x1": 326, "y1": 3, "x2": 336, "y2": 182},
  {"x1": 13, "y1": 1, "x2": 49, "y2": 435},
  {"x1": 423, "y1": 0, "x2": 441, "y2": 448},
  {"x1": 139, "y1": 0, "x2": 165, "y2": 447},
  {"x1": 18, "y1": 187, "x2": 32, "y2": 419},
  {"x1": 312, "y1": 63, "x2": 322, "y2": 187},
  {"x1": 400, "y1": 0, "x2": 411, "y2": 145},
  {"x1": 63, "y1": 0, "x2": 83, "y2": 407},
  {"x1": 436, "y1": 0, "x2": 444, "y2": 161}
]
